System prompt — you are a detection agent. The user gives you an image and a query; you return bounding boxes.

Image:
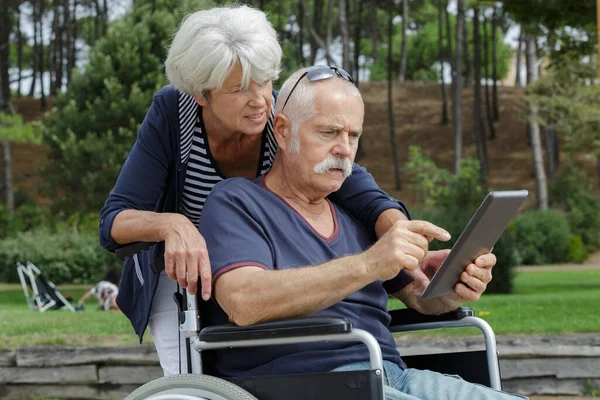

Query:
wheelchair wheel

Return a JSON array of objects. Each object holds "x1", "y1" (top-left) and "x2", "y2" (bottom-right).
[{"x1": 125, "y1": 374, "x2": 258, "y2": 400}]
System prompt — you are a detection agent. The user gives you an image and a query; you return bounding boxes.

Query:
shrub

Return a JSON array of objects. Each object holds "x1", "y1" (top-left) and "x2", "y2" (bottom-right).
[
  {"x1": 549, "y1": 162, "x2": 600, "y2": 251},
  {"x1": 514, "y1": 210, "x2": 571, "y2": 265},
  {"x1": 567, "y1": 235, "x2": 588, "y2": 264},
  {"x1": 0, "y1": 230, "x2": 119, "y2": 284},
  {"x1": 413, "y1": 206, "x2": 518, "y2": 294}
]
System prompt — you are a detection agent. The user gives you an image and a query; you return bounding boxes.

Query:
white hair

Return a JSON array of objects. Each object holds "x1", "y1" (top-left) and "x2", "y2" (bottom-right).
[
  {"x1": 165, "y1": 5, "x2": 282, "y2": 99},
  {"x1": 275, "y1": 67, "x2": 362, "y2": 142}
]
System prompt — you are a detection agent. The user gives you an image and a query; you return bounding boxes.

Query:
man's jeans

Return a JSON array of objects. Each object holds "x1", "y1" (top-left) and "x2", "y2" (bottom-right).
[{"x1": 332, "y1": 361, "x2": 528, "y2": 400}]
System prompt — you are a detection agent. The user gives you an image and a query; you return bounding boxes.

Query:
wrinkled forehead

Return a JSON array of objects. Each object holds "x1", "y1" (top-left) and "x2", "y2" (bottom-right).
[{"x1": 308, "y1": 85, "x2": 364, "y2": 129}]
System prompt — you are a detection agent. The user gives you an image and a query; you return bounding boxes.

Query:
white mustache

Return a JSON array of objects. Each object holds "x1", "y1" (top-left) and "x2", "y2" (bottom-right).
[{"x1": 313, "y1": 155, "x2": 353, "y2": 178}]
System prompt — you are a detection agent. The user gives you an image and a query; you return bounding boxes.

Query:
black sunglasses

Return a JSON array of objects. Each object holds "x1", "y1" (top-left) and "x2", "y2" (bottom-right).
[{"x1": 280, "y1": 65, "x2": 356, "y2": 113}]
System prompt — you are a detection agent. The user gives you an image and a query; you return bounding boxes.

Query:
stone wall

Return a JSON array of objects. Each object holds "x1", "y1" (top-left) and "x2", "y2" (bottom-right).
[{"x1": 1, "y1": 334, "x2": 599, "y2": 399}]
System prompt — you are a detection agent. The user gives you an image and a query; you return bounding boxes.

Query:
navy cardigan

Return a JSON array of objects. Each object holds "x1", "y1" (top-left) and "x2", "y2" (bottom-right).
[{"x1": 99, "y1": 85, "x2": 410, "y2": 342}]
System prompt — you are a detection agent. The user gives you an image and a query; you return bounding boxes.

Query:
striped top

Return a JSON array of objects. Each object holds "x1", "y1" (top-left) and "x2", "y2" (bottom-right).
[{"x1": 177, "y1": 92, "x2": 278, "y2": 226}]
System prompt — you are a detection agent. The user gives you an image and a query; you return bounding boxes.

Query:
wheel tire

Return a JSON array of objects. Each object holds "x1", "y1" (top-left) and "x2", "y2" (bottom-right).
[{"x1": 125, "y1": 374, "x2": 259, "y2": 400}]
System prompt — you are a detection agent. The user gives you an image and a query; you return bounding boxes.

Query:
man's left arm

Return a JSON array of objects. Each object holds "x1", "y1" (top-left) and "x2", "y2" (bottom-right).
[
  {"x1": 391, "y1": 250, "x2": 497, "y2": 315},
  {"x1": 329, "y1": 164, "x2": 410, "y2": 238}
]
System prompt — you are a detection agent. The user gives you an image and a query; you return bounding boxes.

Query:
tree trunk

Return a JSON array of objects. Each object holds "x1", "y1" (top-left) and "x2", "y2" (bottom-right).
[
  {"x1": 16, "y1": 5, "x2": 23, "y2": 97},
  {"x1": 0, "y1": 0, "x2": 10, "y2": 111},
  {"x1": 326, "y1": 0, "x2": 334, "y2": 64},
  {"x1": 473, "y1": 7, "x2": 488, "y2": 179},
  {"x1": 67, "y1": 0, "x2": 78, "y2": 85},
  {"x1": 491, "y1": 5, "x2": 499, "y2": 121},
  {"x1": 55, "y1": 0, "x2": 64, "y2": 94},
  {"x1": 544, "y1": 125, "x2": 556, "y2": 183},
  {"x1": 444, "y1": 0, "x2": 454, "y2": 92},
  {"x1": 463, "y1": 17, "x2": 472, "y2": 87},
  {"x1": 437, "y1": 0, "x2": 448, "y2": 126},
  {"x1": 368, "y1": 0, "x2": 378, "y2": 62},
  {"x1": 38, "y1": 0, "x2": 47, "y2": 111},
  {"x1": 352, "y1": 0, "x2": 363, "y2": 84},
  {"x1": 397, "y1": 0, "x2": 408, "y2": 82},
  {"x1": 1, "y1": 139, "x2": 13, "y2": 213},
  {"x1": 297, "y1": 0, "x2": 305, "y2": 66},
  {"x1": 483, "y1": 14, "x2": 495, "y2": 140},
  {"x1": 453, "y1": 0, "x2": 464, "y2": 174},
  {"x1": 339, "y1": 0, "x2": 350, "y2": 71},
  {"x1": 525, "y1": 35, "x2": 548, "y2": 210},
  {"x1": 387, "y1": 10, "x2": 401, "y2": 190},
  {"x1": 515, "y1": 28, "x2": 523, "y2": 87},
  {"x1": 29, "y1": 1, "x2": 38, "y2": 97},
  {"x1": 50, "y1": 0, "x2": 58, "y2": 95},
  {"x1": 309, "y1": 0, "x2": 323, "y2": 65}
]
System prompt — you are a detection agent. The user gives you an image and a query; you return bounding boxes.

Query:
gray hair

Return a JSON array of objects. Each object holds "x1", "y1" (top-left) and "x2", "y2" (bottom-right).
[
  {"x1": 275, "y1": 67, "x2": 362, "y2": 150},
  {"x1": 165, "y1": 5, "x2": 282, "y2": 99}
]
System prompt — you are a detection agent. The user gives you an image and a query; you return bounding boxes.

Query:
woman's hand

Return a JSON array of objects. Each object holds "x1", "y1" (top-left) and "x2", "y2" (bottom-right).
[{"x1": 162, "y1": 214, "x2": 212, "y2": 300}]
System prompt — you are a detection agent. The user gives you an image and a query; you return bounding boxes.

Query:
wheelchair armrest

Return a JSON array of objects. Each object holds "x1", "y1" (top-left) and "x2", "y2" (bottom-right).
[
  {"x1": 388, "y1": 306, "x2": 474, "y2": 329},
  {"x1": 199, "y1": 316, "x2": 352, "y2": 342}
]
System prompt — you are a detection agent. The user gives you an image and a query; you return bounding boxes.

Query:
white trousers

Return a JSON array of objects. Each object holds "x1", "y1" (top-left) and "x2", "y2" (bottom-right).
[{"x1": 147, "y1": 271, "x2": 188, "y2": 376}]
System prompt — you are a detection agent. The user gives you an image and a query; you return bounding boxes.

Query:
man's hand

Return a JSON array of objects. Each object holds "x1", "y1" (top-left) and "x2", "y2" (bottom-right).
[
  {"x1": 362, "y1": 220, "x2": 451, "y2": 282},
  {"x1": 407, "y1": 249, "x2": 451, "y2": 296},
  {"x1": 162, "y1": 214, "x2": 212, "y2": 300},
  {"x1": 408, "y1": 250, "x2": 497, "y2": 301},
  {"x1": 454, "y1": 252, "x2": 496, "y2": 302}
]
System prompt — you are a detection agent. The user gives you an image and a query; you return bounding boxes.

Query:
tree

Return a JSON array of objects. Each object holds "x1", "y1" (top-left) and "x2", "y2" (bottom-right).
[
  {"x1": 514, "y1": 27, "x2": 522, "y2": 87},
  {"x1": 472, "y1": 7, "x2": 487, "y2": 180},
  {"x1": 482, "y1": 11, "x2": 495, "y2": 140},
  {"x1": 491, "y1": 4, "x2": 499, "y2": 121},
  {"x1": 41, "y1": 0, "x2": 215, "y2": 216},
  {"x1": 437, "y1": 0, "x2": 448, "y2": 125},
  {"x1": 397, "y1": 0, "x2": 408, "y2": 81},
  {"x1": 525, "y1": 34, "x2": 548, "y2": 209},
  {"x1": 387, "y1": 6, "x2": 401, "y2": 190},
  {"x1": 452, "y1": 0, "x2": 464, "y2": 174},
  {"x1": 339, "y1": 0, "x2": 350, "y2": 71},
  {"x1": 0, "y1": 0, "x2": 11, "y2": 111}
]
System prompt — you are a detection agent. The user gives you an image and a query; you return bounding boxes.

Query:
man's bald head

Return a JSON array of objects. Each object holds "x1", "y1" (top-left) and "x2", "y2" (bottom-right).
[{"x1": 275, "y1": 67, "x2": 363, "y2": 151}]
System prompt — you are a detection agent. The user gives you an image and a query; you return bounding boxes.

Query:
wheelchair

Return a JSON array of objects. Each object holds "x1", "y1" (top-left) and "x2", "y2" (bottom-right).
[{"x1": 118, "y1": 244, "x2": 502, "y2": 400}]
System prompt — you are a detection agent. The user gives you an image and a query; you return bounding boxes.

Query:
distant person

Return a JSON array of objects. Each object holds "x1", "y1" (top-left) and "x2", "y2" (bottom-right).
[
  {"x1": 75, "y1": 266, "x2": 120, "y2": 311},
  {"x1": 99, "y1": 4, "x2": 411, "y2": 375}
]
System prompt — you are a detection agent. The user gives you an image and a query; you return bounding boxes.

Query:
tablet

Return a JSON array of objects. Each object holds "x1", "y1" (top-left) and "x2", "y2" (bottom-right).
[{"x1": 420, "y1": 190, "x2": 528, "y2": 299}]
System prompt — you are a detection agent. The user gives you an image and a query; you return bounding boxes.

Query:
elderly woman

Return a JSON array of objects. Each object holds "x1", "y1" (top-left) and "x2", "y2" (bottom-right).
[{"x1": 99, "y1": 5, "x2": 410, "y2": 375}]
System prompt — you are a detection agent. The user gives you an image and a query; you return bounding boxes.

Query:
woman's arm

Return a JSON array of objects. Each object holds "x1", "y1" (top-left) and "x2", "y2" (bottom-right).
[{"x1": 98, "y1": 89, "x2": 211, "y2": 298}]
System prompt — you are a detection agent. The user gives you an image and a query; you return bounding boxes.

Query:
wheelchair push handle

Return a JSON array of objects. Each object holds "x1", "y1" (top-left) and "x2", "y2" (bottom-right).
[{"x1": 115, "y1": 241, "x2": 166, "y2": 274}]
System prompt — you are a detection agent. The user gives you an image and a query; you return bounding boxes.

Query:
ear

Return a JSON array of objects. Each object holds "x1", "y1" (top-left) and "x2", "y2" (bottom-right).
[
  {"x1": 273, "y1": 113, "x2": 292, "y2": 149},
  {"x1": 193, "y1": 95, "x2": 208, "y2": 107}
]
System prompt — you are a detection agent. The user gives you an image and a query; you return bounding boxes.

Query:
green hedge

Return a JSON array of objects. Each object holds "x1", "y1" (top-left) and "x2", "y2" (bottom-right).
[
  {"x1": 0, "y1": 231, "x2": 118, "y2": 284},
  {"x1": 513, "y1": 210, "x2": 572, "y2": 265}
]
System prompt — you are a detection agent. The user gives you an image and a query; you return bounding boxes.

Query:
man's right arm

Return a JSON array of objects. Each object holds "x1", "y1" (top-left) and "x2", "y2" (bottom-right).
[{"x1": 201, "y1": 185, "x2": 450, "y2": 326}]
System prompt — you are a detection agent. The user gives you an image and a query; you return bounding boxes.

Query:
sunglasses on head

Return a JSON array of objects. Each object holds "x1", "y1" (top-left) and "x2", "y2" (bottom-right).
[{"x1": 280, "y1": 65, "x2": 356, "y2": 113}]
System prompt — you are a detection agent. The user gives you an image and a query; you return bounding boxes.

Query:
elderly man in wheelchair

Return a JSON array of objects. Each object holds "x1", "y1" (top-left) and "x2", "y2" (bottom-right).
[{"x1": 126, "y1": 67, "x2": 528, "y2": 400}]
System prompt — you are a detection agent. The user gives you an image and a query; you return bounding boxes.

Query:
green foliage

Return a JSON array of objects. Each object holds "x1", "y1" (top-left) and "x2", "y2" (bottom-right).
[
  {"x1": 549, "y1": 162, "x2": 600, "y2": 250},
  {"x1": 0, "y1": 113, "x2": 41, "y2": 144},
  {"x1": 405, "y1": 146, "x2": 487, "y2": 210},
  {"x1": 529, "y1": 58, "x2": 600, "y2": 160},
  {"x1": 40, "y1": 0, "x2": 215, "y2": 216},
  {"x1": 368, "y1": 11, "x2": 510, "y2": 82},
  {"x1": 406, "y1": 147, "x2": 516, "y2": 294},
  {"x1": 0, "y1": 230, "x2": 118, "y2": 284},
  {"x1": 567, "y1": 235, "x2": 588, "y2": 264},
  {"x1": 514, "y1": 210, "x2": 571, "y2": 265}
]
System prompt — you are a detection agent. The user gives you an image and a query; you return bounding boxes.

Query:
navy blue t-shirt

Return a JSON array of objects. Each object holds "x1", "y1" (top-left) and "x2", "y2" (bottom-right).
[{"x1": 199, "y1": 175, "x2": 411, "y2": 377}]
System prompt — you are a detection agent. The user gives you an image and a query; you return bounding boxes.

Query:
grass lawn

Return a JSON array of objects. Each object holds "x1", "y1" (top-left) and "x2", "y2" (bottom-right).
[
  {"x1": 1, "y1": 269, "x2": 599, "y2": 348},
  {"x1": 389, "y1": 269, "x2": 600, "y2": 336}
]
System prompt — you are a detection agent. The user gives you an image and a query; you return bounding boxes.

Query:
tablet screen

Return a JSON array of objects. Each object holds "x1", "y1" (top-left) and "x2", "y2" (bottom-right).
[{"x1": 420, "y1": 190, "x2": 528, "y2": 299}]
